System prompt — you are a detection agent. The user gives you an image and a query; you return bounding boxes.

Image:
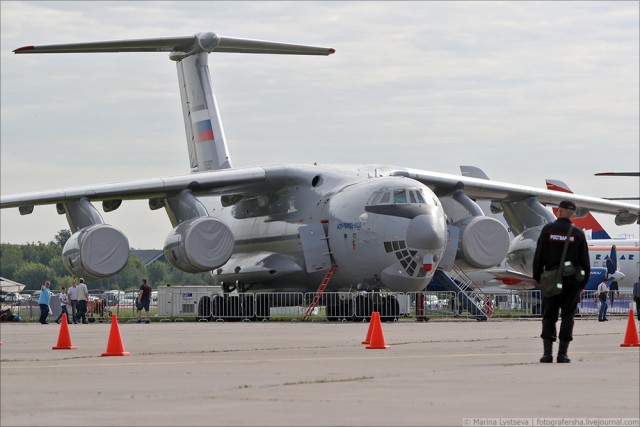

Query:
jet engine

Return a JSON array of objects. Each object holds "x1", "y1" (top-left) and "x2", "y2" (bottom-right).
[
  {"x1": 62, "y1": 224, "x2": 130, "y2": 279},
  {"x1": 163, "y1": 217, "x2": 235, "y2": 273},
  {"x1": 448, "y1": 216, "x2": 510, "y2": 271}
]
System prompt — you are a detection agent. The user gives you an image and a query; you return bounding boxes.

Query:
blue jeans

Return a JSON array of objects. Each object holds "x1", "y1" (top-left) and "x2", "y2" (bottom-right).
[
  {"x1": 56, "y1": 305, "x2": 69, "y2": 323},
  {"x1": 70, "y1": 300, "x2": 78, "y2": 323},
  {"x1": 598, "y1": 300, "x2": 608, "y2": 321}
]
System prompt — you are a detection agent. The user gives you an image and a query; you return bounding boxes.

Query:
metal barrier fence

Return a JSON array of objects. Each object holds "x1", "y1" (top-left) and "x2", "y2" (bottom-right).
[{"x1": 2, "y1": 289, "x2": 635, "y2": 323}]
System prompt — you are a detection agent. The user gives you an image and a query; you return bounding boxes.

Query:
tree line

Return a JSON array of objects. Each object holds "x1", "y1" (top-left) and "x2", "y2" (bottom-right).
[{"x1": 0, "y1": 230, "x2": 215, "y2": 292}]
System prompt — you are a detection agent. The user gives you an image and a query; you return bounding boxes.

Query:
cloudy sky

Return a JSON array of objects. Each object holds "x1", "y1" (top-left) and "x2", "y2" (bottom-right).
[{"x1": 1, "y1": 1, "x2": 638, "y2": 249}]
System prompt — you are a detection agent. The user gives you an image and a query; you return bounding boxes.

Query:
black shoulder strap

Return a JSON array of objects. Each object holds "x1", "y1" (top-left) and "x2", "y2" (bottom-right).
[
  {"x1": 560, "y1": 224, "x2": 574, "y2": 263},
  {"x1": 555, "y1": 224, "x2": 574, "y2": 282}
]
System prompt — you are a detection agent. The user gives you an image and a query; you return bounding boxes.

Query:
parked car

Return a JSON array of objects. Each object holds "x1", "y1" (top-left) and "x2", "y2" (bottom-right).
[
  {"x1": 424, "y1": 294, "x2": 443, "y2": 309},
  {"x1": 0, "y1": 292, "x2": 28, "y2": 305},
  {"x1": 494, "y1": 294, "x2": 522, "y2": 310},
  {"x1": 101, "y1": 290, "x2": 125, "y2": 306}
]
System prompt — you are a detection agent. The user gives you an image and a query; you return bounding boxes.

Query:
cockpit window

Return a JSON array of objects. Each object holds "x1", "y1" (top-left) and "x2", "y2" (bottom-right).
[
  {"x1": 413, "y1": 190, "x2": 426, "y2": 204},
  {"x1": 393, "y1": 188, "x2": 407, "y2": 204},
  {"x1": 367, "y1": 187, "x2": 429, "y2": 206}
]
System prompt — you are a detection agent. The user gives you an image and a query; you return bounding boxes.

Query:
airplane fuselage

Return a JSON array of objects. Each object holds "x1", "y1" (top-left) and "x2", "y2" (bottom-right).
[
  {"x1": 205, "y1": 164, "x2": 447, "y2": 294},
  {"x1": 507, "y1": 233, "x2": 638, "y2": 290}
]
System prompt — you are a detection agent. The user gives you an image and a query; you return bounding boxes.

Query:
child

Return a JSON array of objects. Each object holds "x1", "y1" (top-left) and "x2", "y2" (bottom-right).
[{"x1": 56, "y1": 287, "x2": 70, "y2": 324}]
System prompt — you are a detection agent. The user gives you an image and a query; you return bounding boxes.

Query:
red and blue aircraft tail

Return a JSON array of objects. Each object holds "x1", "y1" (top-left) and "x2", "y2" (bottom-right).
[{"x1": 545, "y1": 179, "x2": 611, "y2": 239}]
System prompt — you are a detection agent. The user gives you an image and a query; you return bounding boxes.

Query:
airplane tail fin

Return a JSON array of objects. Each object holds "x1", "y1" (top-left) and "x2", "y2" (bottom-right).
[
  {"x1": 14, "y1": 33, "x2": 335, "y2": 173},
  {"x1": 545, "y1": 179, "x2": 611, "y2": 239}
]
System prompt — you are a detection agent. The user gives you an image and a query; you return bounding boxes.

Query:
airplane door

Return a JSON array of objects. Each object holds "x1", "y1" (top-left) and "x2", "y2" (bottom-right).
[
  {"x1": 298, "y1": 224, "x2": 331, "y2": 273},
  {"x1": 439, "y1": 225, "x2": 460, "y2": 271}
]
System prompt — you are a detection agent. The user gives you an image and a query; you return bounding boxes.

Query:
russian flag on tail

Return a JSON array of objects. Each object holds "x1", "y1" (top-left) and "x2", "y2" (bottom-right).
[{"x1": 194, "y1": 120, "x2": 214, "y2": 144}]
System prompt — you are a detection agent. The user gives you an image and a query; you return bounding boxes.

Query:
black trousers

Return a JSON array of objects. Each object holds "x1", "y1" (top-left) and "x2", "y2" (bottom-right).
[
  {"x1": 541, "y1": 286, "x2": 580, "y2": 342},
  {"x1": 77, "y1": 300, "x2": 88, "y2": 323}
]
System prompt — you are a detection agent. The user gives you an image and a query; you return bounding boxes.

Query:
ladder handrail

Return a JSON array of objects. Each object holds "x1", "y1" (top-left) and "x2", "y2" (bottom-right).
[
  {"x1": 451, "y1": 265, "x2": 493, "y2": 317},
  {"x1": 303, "y1": 265, "x2": 338, "y2": 320}
]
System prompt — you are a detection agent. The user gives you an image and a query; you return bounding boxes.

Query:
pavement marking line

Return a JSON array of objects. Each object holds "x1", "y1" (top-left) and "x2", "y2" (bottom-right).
[{"x1": 2, "y1": 349, "x2": 635, "y2": 370}]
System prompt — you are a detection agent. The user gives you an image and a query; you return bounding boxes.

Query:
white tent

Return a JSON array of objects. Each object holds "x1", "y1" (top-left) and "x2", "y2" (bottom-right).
[{"x1": 0, "y1": 277, "x2": 26, "y2": 293}]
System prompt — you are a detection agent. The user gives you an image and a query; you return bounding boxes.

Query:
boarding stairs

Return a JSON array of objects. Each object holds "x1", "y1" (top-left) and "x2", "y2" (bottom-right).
[
  {"x1": 434, "y1": 267, "x2": 489, "y2": 321},
  {"x1": 303, "y1": 265, "x2": 338, "y2": 321}
]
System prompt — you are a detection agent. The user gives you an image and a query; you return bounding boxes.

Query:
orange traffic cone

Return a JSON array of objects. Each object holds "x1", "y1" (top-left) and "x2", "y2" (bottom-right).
[
  {"x1": 620, "y1": 308, "x2": 640, "y2": 347},
  {"x1": 366, "y1": 311, "x2": 389, "y2": 349},
  {"x1": 101, "y1": 314, "x2": 130, "y2": 356},
  {"x1": 53, "y1": 313, "x2": 77, "y2": 350},
  {"x1": 362, "y1": 311, "x2": 379, "y2": 344}
]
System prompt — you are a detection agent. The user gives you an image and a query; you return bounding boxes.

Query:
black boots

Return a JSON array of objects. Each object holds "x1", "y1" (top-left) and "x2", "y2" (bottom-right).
[
  {"x1": 557, "y1": 340, "x2": 571, "y2": 363},
  {"x1": 540, "y1": 339, "x2": 571, "y2": 363},
  {"x1": 540, "y1": 339, "x2": 553, "y2": 363}
]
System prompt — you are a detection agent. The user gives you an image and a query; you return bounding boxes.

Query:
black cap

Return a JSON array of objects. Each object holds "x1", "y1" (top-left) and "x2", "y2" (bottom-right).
[{"x1": 558, "y1": 200, "x2": 576, "y2": 211}]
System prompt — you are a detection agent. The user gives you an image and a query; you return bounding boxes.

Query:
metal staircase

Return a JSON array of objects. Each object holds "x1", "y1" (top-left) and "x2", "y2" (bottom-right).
[
  {"x1": 302, "y1": 265, "x2": 338, "y2": 321},
  {"x1": 434, "y1": 268, "x2": 489, "y2": 321}
]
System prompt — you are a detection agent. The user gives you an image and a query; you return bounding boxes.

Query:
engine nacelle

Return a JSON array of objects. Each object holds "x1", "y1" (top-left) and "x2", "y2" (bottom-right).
[
  {"x1": 62, "y1": 224, "x2": 130, "y2": 279},
  {"x1": 163, "y1": 217, "x2": 235, "y2": 273},
  {"x1": 449, "y1": 216, "x2": 510, "y2": 271},
  {"x1": 505, "y1": 225, "x2": 543, "y2": 277}
]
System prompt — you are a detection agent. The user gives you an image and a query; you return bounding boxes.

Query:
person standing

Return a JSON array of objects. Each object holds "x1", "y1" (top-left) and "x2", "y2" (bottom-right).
[
  {"x1": 533, "y1": 200, "x2": 590, "y2": 364},
  {"x1": 68, "y1": 280, "x2": 79, "y2": 324},
  {"x1": 76, "y1": 278, "x2": 89, "y2": 324},
  {"x1": 38, "y1": 280, "x2": 52, "y2": 324},
  {"x1": 632, "y1": 277, "x2": 640, "y2": 321},
  {"x1": 55, "y1": 287, "x2": 70, "y2": 324},
  {"x1": 608, "y1": 279, "x2": 619, "y2": 310},
  {"x1": 136, "y1": 278, "x2": 152, "y2": 324},
  {"x1": 596, "y1": 279, "x2": 610, "y2": 322}
]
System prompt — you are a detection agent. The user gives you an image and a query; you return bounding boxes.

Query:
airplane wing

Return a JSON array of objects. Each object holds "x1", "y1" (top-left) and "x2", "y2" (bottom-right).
[
  {"x1": 390, "y1": 167, "x2": 640, "y2": 224},
  {"x1": 0, "y1": 165, "x2": 297, "y2": 212}
]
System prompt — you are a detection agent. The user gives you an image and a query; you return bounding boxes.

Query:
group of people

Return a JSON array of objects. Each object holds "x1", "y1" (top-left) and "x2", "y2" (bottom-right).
[
  {"x1": 37, "y1": 278, "x2": 152, "y2": 324},
  {"x1": 38, "y1": 278, "x2": 90, "y2": 324}
]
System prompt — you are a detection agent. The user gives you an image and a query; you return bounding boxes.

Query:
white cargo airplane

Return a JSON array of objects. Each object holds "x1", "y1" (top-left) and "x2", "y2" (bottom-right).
[{"x1": 2, "y1": 32, "x2": 639, "y2": 319}]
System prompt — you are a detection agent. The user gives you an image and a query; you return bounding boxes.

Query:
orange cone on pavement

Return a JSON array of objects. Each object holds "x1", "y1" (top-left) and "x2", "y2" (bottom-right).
[
  {"x1": 362, "y1": 311, "x2": 379, "y2": 344},
  {"x1": 53, "y1": 313, "x2": 77, "y2": 350},
  {"x1": 101, "y1": 314, "x2": 130, "y2": 356},
  {"x1": 366, "y1": 311, "x2": 389, "y2": 350},
  {"x1": 620, "y1": 308, "x2": 640, "y2": 347}
]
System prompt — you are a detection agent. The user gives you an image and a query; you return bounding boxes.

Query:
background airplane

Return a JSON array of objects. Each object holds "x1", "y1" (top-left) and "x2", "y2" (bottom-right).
[
  {"x1": 449, "y1": 172, "x2": 638, "y2": 291},
  {"x1": 1, "y1": 33, "x2": 638, "y2": 320}
]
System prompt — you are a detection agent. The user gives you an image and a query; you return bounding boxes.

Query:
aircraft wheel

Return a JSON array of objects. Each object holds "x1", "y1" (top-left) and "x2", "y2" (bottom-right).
[
  {"x1": 326, "y1": 303, "x2": 338, "y2": 322},
  {"x1": 197, "y1": 296, "x2": 212, "y2": 321},
  {"x1": 255, "y1": 294, "x2": 270, "y2": 321},
  {"x1": 354, "y1": 295, "x2": 372, "y2": 322},
  {"x1": 211, "y1": 295, "x2": 223, "y2": 321},
  {"x1": 379, "y1": 295, "x2": 399, "y2": 322}
]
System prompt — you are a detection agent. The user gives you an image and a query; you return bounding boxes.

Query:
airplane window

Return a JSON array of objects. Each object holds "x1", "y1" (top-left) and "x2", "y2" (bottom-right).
[
  {"x1": 409, "y1": 191, "x2": 418, "y2": 204},
  {"x1": 368, "y1": 187, "x2": 430, "y2": 206},
  {"x1": 378, "y1": 192, "x2": 391, "y2": 204},
  {"x1": 393, "y1": 188, "x2": 407, "y2": 204}
]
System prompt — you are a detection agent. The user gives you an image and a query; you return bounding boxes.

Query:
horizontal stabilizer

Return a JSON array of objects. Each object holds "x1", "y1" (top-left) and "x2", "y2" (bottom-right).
[{"x1": 14, "y1": 32, "x2": 335, "y2": 57}]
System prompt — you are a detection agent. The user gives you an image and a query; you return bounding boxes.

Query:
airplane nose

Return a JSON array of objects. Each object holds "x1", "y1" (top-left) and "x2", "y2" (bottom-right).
[{"x1": 406, "y1": 214, "x2": 445, "y2": 250}]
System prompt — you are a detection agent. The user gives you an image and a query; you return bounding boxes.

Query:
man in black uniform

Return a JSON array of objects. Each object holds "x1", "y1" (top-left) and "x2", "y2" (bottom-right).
[{"x1": 533, "y1": 200, "x2": 590, "y2": 363}]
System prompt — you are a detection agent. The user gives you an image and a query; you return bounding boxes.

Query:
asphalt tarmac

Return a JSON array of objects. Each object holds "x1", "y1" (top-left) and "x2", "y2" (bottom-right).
[{"x1": 1, "y1": 317, "x2": 639, "y2": 426}]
